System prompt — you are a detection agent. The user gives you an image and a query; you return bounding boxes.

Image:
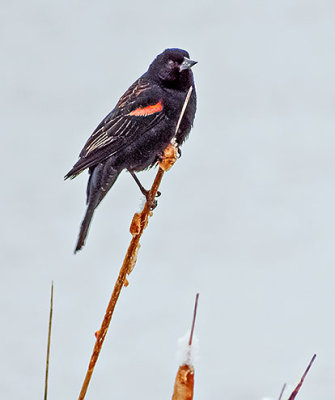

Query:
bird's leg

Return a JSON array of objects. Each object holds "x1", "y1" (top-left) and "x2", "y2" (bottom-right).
[
  {"x1": 130, "y1": 171, "x2": 149, "y2": 197},
  {"x1": 129, "y1": 171, "x2": 160, "y2": 208}
]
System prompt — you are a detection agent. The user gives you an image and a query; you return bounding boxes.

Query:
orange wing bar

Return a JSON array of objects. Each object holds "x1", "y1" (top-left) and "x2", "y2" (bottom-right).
[{"x1": 129, "y1": 100, "x2": 163, "y2": 116}]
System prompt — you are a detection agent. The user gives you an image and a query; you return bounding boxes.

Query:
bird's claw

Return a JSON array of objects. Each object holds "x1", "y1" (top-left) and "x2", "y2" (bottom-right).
[
  {"x1": 149, "y1": 199, "x2": 158, "y2": 210},
  {"x1": 143, "y1": 190, "x2": 159, "y2": 210}
]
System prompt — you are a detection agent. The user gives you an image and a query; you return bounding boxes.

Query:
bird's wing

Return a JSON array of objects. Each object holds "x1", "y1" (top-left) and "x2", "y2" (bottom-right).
[{"x1": 65, "y1": 78, "x2": 165, "y2": 179}]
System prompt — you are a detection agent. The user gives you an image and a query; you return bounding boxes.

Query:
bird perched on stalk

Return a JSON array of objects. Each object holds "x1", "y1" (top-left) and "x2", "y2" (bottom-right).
[{"x1": 65, "y1": 48, "x2": 197, "y2": 252}]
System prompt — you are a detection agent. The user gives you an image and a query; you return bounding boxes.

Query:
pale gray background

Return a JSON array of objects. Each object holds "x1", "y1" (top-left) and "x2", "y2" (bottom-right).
[{"x1": 1, "y1": 0, "x2": 334, "y2": 399}]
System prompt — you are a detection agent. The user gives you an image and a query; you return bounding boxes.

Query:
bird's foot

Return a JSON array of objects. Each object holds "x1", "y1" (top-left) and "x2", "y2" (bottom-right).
[{"x1": 142, "y1": 189, "x2": 160, "y2": 210}]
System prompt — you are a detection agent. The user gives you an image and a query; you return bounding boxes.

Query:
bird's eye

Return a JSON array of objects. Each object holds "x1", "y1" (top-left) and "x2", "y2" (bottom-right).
[{"x1": 167, "y1": 60, "x2": 175, "y2": 68}]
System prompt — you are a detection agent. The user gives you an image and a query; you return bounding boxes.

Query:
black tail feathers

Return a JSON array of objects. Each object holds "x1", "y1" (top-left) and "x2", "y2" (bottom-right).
[
  {"x1": 75, "y1": 204, "x2": 95, "y2": 252},
  {"x1": 74, "y1": 161, "x2": 121, "y2": 253}
]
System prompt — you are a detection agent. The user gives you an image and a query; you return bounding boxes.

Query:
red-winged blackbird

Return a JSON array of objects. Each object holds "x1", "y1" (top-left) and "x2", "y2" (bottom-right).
[{"x1": 65, "y1": 48, "x2": 197, "y2": 252}]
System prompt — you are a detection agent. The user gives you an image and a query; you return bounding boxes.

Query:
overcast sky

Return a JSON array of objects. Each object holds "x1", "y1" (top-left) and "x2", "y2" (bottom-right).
[{"x1": 2, "y1": 1, "x2": 335, "y2": 399}]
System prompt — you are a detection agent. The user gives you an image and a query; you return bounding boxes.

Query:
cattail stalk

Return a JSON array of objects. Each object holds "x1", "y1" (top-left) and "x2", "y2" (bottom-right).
[
  {"x1": 172, "y1": 293, "x2": 199, "y2": 400},
  {"x1": 78, "y1": 86, "x2": 193, "y2": 400}
]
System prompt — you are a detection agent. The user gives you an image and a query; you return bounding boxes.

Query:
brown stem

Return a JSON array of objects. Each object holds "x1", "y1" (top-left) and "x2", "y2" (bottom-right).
[
  {"x1": 287, "y1": 354, "x2": 316, "y2": 400},
  {"x1": 189, "y1": 293, "x2": 199, "y2": 346},
  {"x1": 44, "y1": 281, "x2": 54, "y2": 400},
  {"x1": 78, "y1": 169, "x2": 163, "y2": 400}
]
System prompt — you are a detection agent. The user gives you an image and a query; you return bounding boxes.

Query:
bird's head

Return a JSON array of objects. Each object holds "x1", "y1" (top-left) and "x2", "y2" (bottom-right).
[{"x1": 148, "y1": 48, "x2": 197, "y2": 90}]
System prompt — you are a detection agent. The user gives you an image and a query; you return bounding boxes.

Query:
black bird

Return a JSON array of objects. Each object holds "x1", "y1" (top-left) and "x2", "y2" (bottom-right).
[{"x1": 65, "y1": 48, "x2": 197, "y2": 252}]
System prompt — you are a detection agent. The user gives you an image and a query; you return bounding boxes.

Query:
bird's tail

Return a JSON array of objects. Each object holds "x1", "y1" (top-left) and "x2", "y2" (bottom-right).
[
  {"x1": 74, "y1": 160, "x2": 121, "y2": 253},
  {"x1": 75, "y1": 203, "x2": 96, "y2": 252}
]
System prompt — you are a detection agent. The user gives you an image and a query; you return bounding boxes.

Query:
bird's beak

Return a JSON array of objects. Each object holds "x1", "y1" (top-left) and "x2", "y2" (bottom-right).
[{"x1": 179, "y1": 57, "x2": 198, "y2": 71}]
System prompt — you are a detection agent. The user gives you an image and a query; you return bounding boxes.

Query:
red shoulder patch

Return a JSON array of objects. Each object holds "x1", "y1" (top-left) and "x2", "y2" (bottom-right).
[{"x1": 129, "y1": 100, "x2": 163, "y2": 116}]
